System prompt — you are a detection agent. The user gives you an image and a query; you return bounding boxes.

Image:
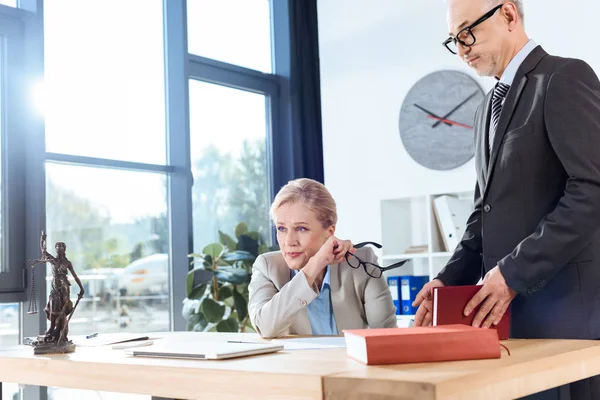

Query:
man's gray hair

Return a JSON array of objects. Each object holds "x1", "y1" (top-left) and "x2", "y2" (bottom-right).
[{"x1": 488, "y1": 0, "x2": 525, "y2": 23}]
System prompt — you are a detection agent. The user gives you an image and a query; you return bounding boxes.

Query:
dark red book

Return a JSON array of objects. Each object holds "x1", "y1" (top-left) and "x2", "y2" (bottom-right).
[{"x1": 432, "y1": 285, "x2": 510, "y2": 339}]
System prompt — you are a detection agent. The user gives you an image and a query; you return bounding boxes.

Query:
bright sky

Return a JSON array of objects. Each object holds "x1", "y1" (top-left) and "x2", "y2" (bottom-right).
[{"x1": 38, "y1": 0, "x2": 271, "y2": 224}]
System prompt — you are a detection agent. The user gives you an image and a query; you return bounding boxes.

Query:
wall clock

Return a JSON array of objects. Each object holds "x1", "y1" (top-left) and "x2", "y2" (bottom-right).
[{"x1": 398, "y1": 70, "x2": 484, "y2": 170}]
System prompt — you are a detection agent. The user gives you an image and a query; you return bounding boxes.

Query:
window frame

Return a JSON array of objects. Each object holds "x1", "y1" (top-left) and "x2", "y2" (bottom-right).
[
  {"x1": 0, "y1": 6, "x2": 30, "y2": 301},
  {"x1": 3, "y1": 4, "x2": 302, "y2": 400}
]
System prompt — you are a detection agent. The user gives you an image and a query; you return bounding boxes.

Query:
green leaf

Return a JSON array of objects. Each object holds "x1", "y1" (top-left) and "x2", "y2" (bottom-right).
[
  {"x1": 219, "y1": 231, "x2": 238, "y2": 251},
  {"x1": 222, "y1": 250, "x2": 255, "y2": 263},
  {"x1": 188, "y1": 283, "x2": 208, "y2": 300},
  {"x1": 218, "y1": 286, "x2": 233, "y2": 300},
  {"x1": 193, "y1": 321, "x2": 208, "y2": 332},
  {"x1": 203, "y1": 243, "x2": 224, "y2": 260},
  {"x1": 201, "y1": 298, "x2": 225, "y2": 323},
  {"x1": 188, "y1": 253, "x2": 205, "y2": 268},
  {"x1": 215, "y1": 266, "x2": 249, "y2": 284},
  {"x1": 246, "y1": 231, "x2": 260, "y2": 241},
  {"x1": 258, "y1": 244, "x2": 270, "y2": 255},
  {"x1": 185, "y1": 312, "x2": 207, "y2": 332},
  {"x1": 182, "y1": 298, "x2": 201, "y2": 320},
  {"x1": 235, "y1": 222, "x2": 248, "y2": 239},
  {"x1": 188, "y1": 252, "x2": 205, "y2": 260},
  {"x1": 186, "y1": 269, "x2": 212, "y2": 298},
  {"x1": 232, "y1": 288, "x2": 248, "y2": 322},
  {"x1": 223, "y1": 296, "x2": 235, "y2": 308},
  {"x1": 216, "y1": 257, "x2": 232, "y2": 267},
  {"x1": 216, "y1": 318, "x2": 239, "y2": 332}
]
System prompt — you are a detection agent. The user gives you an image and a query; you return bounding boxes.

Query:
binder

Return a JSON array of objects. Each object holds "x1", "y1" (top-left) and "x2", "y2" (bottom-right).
[
  {"x1": 400, "y1": 275, "x2": 429, "y2": 315},
  {"x1": 387, "y1": 276, "x2": 401, "y2": 315},
  {"x1": 432, "y1": 195, "x2": 473, "y2": 251}
]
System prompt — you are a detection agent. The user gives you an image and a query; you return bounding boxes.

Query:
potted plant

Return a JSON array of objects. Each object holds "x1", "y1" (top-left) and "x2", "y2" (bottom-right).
[{"x1": 182, "y1": 222, "x2": 277, "y2": 332}]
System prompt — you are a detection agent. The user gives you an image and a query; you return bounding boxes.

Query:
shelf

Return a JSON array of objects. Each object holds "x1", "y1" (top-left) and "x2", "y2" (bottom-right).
[
  {"x1": 382, "y1": 252, "x2": 453, "y2": 261},
  {"x1": 431, "y1": 252, "x2": 453, "y2": 258},
  {"x1": 381, "y1": 253, "x2": 428, "y2": 260}
]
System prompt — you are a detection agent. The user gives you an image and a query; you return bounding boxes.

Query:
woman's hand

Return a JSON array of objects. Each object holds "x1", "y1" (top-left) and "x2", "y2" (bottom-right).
[
  {"x1": 302, "y1": 236, "x2": 355, "y2": 287},
  {"x1": 314, "y1": 236, "x2": 355, "y2": 266}
]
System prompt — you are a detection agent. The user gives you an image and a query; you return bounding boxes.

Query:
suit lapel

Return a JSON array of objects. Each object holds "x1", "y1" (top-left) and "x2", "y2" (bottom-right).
[
  {"x1": 478, "y1": 91, "x2": 493, "y2": 188},
  {"x1": 484, "y1": 46, "x2": 547, "y2": 197},
  {"x1": 484, "y1": 76, "x2": 527, "y2": 186},
  {"x1": 329, "y1": 262, "x2": 351, "y2": 333},
  {"x1": 275, "y1": 263, "x2": 311, "y2": 332}
]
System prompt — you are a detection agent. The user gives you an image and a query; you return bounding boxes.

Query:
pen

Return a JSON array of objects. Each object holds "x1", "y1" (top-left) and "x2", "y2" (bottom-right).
[
  {"x1": 227, "y1": 340, "x2": 267, "y2": 344},
  {"x1": 86, "y1": 332, "x2": 98, "y2": 339}
]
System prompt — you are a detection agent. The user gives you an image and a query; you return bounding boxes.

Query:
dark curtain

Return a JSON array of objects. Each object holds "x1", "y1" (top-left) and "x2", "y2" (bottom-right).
[{"x1": 289, "y1": 0, "x2": 324, "y2": 183}]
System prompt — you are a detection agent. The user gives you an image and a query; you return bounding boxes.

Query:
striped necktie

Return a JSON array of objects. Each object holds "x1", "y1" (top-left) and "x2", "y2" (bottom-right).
[{"x1": 489, "y1": 82, "x2": 511, "y2": 153}]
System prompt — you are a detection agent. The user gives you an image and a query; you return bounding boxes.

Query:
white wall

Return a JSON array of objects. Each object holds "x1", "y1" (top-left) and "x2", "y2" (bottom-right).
[{"x1": 318, "y1": 0, "x2": 600, "y2": 245}]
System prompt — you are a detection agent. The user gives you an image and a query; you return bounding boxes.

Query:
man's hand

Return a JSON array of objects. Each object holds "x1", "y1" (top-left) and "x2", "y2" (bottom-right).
[
  {"x1": 465, "y1": 266, "x2": 517, "y2": 328},
  {"x1": 412, "y1": 279, "x2": 445, "y2": 326}
]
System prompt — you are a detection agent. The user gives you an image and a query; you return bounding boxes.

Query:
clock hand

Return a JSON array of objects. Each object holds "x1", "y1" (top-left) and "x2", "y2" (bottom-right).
[
  {"x1": 413, "y1": 104, "x2": 452, "y2": 126},
  {"x1": 432, "y1": 90, "x2": 478, "y2": 128},
  {"x1": 426, "y1": 115, "x2": 472, "y2": 129}
]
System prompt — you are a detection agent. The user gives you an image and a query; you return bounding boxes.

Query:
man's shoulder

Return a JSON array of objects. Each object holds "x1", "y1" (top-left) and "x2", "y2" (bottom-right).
[{"x1": 538, "y1": 52, "x2": 593, "y2": 75}]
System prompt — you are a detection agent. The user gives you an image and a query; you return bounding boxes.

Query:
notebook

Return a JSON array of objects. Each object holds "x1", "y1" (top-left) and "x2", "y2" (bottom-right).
[{"x1": 126, "y1": 341, "x2": 284, "y2": 360}]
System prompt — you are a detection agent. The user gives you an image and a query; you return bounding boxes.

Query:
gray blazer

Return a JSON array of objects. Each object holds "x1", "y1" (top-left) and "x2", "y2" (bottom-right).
[{"x1": 248, "y1": 247, "x2": 397, "y2": 338}]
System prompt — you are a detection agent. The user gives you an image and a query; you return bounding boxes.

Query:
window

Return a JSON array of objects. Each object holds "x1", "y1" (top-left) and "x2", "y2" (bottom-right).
[
  {"x1": 0, "y1": 8, "x2": 27, "y2": 294},
  {"x1": 189, "y1": 80, "x2": 271, "y2": 251},
  {"x1": 41, "y1": 0, "x2": 171, "y2": 363},
  {"x1": 187, "y1": 0, "x2": 273, "y2": 72},
  {"x1": 0, "y1": 0, "x2": 17, "y2": 7},
  {"x1": 45, "y1": 163, "x2": 170, "y2": 338},
  {"x1": 43, "y1": 0, "x2": 166, "y2": 164}
]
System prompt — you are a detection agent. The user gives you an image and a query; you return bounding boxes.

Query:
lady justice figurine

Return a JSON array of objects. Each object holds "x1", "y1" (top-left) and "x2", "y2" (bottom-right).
[{"x1": 28, "y1": 230, "x2": 85, "y2": 355}]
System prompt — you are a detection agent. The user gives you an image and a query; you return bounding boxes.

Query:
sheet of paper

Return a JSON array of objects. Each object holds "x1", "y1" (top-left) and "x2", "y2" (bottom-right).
[{"x1": 272, "y1": 336, "x2": 346, "y2": 350}]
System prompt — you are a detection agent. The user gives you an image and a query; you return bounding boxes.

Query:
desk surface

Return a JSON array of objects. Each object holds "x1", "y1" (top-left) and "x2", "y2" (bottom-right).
[{"x1": 1, "y1": 332, "x2": 600, "y2": 400}]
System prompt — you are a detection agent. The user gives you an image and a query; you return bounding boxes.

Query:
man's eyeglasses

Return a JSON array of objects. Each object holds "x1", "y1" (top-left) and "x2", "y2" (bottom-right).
[
  {"x1": 345, "y1": 241, "x2": 410, "y2": 279},
  {"x1": 443, "y1": 3, "x2": 504, "y2": 55}
]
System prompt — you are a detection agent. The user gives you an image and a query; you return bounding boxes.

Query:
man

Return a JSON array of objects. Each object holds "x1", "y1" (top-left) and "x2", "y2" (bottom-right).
[{"x1": 413, "y1": 1, "x2": 600, "y2": 398}]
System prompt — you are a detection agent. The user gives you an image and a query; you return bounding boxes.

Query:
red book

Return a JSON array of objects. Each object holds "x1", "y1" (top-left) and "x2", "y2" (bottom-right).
[
  {"x1": 343, "y1": 324, "x2": 501, "y2": 365},
  {"x1": 432, "y1": 285, "x2": 510, "y2": 339}
]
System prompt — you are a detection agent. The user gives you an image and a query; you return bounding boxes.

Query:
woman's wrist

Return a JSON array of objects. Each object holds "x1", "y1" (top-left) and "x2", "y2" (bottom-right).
[{"x1": 302, "y1": 255, "x2": 328, "y2": 286}]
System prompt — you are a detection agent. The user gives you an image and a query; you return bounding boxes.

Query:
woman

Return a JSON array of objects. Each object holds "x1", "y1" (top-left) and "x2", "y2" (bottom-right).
[{"x1": 248, "y1": 178, "x2": 397, "y2": 338}]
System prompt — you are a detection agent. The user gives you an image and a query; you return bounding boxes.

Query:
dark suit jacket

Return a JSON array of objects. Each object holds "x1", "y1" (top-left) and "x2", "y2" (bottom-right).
[{"x1": 437, "y1": 46, "x2": 600, "y2": 340}]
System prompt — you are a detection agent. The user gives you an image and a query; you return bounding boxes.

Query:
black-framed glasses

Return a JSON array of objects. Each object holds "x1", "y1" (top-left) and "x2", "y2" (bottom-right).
[
  {"x1": 443, "y1": 3, "x2": 504, "y2": 55},
  {"x1": 345, "y1": 241, "x2": 410, "y2": 279}
]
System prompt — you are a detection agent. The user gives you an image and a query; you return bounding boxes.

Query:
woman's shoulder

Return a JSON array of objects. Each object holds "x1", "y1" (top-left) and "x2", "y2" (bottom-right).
[{"x1": 254, "y1": 251, "x2": 286, "y2": 271}]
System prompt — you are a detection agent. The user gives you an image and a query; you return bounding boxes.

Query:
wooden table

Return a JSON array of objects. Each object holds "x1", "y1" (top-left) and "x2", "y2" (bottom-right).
[{"x1": 0, "y1": 332, "x2": 599, "y2": 400}]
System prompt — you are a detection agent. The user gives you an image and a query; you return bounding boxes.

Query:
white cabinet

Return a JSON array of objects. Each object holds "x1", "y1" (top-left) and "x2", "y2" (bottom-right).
[{"x1": 378, "y1": 190, "x2": 475, "y2": 324}]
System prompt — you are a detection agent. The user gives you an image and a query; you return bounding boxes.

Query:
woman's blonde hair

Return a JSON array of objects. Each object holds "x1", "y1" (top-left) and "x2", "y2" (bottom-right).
[{"x1": 270, "y1": 178, "x2": 337, "y2": 229}]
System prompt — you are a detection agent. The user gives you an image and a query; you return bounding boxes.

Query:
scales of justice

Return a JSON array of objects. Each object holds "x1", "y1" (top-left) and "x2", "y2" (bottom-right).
[{"x1": 26, "y1": 230, "x2": 85, "y2": 355}]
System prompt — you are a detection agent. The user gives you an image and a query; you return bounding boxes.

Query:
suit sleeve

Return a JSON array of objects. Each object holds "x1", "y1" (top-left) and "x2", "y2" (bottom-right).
[
  {"x1": 248, "y1": 254, "x2": 318, "y2": 338},
  {"x1": 362, "y1": 248, "x2": 399, "y2": 328},
  {"x1": 435, "y1": 182, "x2": 484, "y2": 286},
  {"x1": 499, "y1": 59, "x2": 600, "y2": 295}
]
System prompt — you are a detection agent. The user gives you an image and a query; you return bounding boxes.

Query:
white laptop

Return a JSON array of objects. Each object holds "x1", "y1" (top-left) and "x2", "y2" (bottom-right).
[{"x1": 125, "y1": 341, "x2": 283, "y2": 360}]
